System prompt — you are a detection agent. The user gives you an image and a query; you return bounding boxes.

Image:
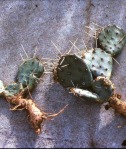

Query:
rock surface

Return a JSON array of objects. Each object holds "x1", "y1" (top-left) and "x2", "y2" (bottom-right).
[{"x1": 0, "y1": 0, "x2": 126, "y2": 148}]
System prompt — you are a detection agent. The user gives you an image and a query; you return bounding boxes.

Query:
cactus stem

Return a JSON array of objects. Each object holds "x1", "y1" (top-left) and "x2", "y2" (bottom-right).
[
  {"x1": 109, "y1": 94, "x2": 126, "y2": 117},
  {"x1": 5, "y1": 93, "x2": 67, "y2": 135}
]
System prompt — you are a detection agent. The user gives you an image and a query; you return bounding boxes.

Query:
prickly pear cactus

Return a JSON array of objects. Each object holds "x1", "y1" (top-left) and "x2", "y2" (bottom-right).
[
  {"x1": 97, "y1": 25, "x2": 126, "y2": 56},
  {"x1": 70, "y1": 88, "x2": 100, "y2": 101},
  {"x1": 16, "y1": 58, "x2": 44, "y2": 90},
  {"x1": 54, "y1": 54, "x2": 93, "y2": 88},
  {"x1": 92, "y1": 76, "x2": 115, "y2": 102},
  {"x1": 82, "y1": 48, "x2": 113, "y2": 78},
  {"x1": 0, "y1": 56, "x2": 66, "y2": 135}
]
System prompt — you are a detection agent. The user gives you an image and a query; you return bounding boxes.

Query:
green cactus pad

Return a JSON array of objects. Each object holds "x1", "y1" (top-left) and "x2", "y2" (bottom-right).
[
  {"x1": 54, "y1": 54, "x2": 93, "y2": 88},
  {"x1": 70, "y1": 88, "x2": 100, "y2": 101},
  {"x1": 4, "y1": 83, "x2": 23, "y2": 97},
  {"x1": 92, "y1": 76, "x2": 115, "y2": 102},
  {"x1": 98, "y1": 25, "x2": 126, "y2": 56},
  {"x1": 82, "y1": 48, "x2": 113, "y2": 78},
  {"x1": 16, "y1": 58, "x2": 44, "y2": 90}
]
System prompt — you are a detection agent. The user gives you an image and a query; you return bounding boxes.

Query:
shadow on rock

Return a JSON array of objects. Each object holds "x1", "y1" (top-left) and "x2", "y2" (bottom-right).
[
  {"x1": 39, "y1": 83, "x2": 101, "y2": 148},
  {"x1": 93, "y1": 104, "x2": 126, "y2": 148}
]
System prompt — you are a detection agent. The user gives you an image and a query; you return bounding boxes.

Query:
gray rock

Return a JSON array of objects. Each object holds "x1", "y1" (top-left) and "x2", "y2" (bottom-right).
[{"x1": 0, "y1": 0, "x2": 126, "y2": 148}]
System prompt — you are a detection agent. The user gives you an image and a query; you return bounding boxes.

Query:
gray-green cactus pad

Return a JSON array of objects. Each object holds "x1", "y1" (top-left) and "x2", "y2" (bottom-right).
[
  {"x1": 4, "y1": 83, "x2": 22, "y2": 97},
  {"x1": 83, "y1": 48, "x2": 113, "y2": 78},
  {"x1": 70, "y1": 88, "x2": 100, "y2": 101},
  {"x1": 16, "y1": 58, "x2": 44, "y2": 90},
  {"x1": 92, "y1": 76, "x2": 115, "y2": 102},
  {"x1": 54, "y1": 54, "x2": 93, "y2": 88},
  {"x1": 98, "y1": 25, "x2": 126, "y2": 56}
]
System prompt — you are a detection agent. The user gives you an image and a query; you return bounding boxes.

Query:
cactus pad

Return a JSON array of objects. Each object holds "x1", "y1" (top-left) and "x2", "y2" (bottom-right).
[
  {"x1": 70, "y1": 88, "x2": 100, "y2": 101},
  {"x1": 4, "y1": 83, "x2": 23, "y2": 97},
  {"x1": 98, "y1": 25, "x2": 126, "y2": 56},
  {"x1": 92, "y1": 76, "x2": 115, "y2": 102},
  {"x1": 54, "y1": 54, "x2": 93, "y2": 88},
  {"x1": 16, "y1": 58, "x2": 44, "y2": 90},
  {"x1": 83, "y1": 48, "x2": 112, "y2": 78}
]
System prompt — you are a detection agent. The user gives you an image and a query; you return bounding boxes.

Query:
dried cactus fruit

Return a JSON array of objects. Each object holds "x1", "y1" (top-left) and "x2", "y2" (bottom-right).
[
  {"x1": 16, "y1": 58, "x2": 44, "y2": 90},
  {"x1": 70, "y1": 88, "x2": 100, "y2": 102},
  {"x1": 97, "y1": 25, "x2": 126, "y2": 56},
  {"x1": 92, "y1": 76, "x2": 115, "y2": 102},
  {"x1": 54, "y1": 54, "x2": 93, "y2": 88},
  {"x1": 82, "y1": 48, "x2": 113, "y2": 78}
]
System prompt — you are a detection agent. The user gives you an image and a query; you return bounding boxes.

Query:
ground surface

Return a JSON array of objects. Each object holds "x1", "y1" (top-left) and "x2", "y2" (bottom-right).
[{"x1": 0, "y1": 0, "x2": 126, "y2": 148}]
